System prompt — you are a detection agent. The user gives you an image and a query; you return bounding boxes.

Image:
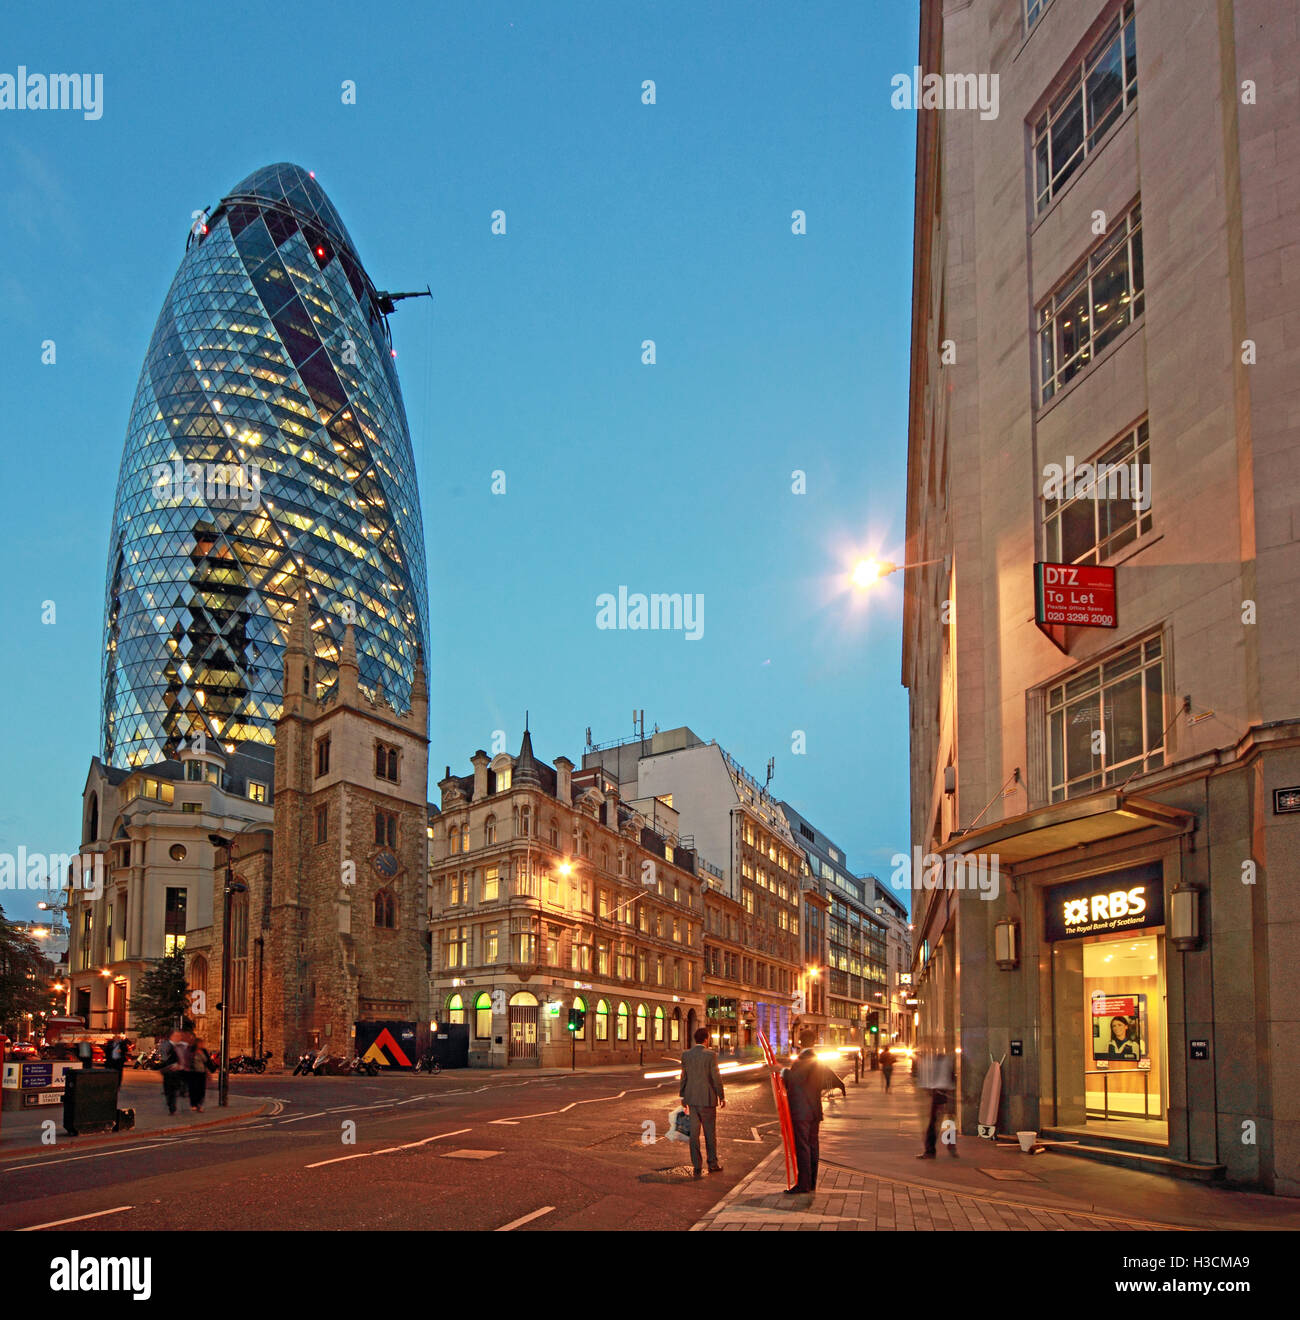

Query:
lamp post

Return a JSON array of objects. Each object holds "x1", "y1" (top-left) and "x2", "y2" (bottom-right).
[{"x1": 208, "y1": 833, "x2": 247, "y2": 1107}]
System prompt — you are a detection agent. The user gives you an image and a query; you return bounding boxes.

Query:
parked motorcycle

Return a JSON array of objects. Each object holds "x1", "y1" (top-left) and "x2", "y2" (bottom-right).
[
  {"x1": 414, "y1": 1052, "x2": 442, "y2": 1075},
  {"x1": 348, "y1": 1055, "x2": 381, "y2": 1077},
  {"x1": 132, "y1": 1047, "x2": 164, "y2": 1070},
  {"x1": 291, "y1": 1052, "x2": 314, "y2": 1076},
  {"x1": 228, "y1": 1051, "x2": 272, "y2": 1074}
]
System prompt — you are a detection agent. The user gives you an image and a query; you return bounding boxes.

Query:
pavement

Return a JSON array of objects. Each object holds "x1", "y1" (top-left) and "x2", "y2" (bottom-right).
[
  {"x1": 0, "y1": 1071, "x2": 270, "y2": 1155},
  {"x1": 693, "y1": 1069, "x2": 1300, "y2": 1232}
]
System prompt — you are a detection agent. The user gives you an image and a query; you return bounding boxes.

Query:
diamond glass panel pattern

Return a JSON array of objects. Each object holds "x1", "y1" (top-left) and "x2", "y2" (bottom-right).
[{"x1": 102, "y1": 163, "x2": 429, "y2": 768}]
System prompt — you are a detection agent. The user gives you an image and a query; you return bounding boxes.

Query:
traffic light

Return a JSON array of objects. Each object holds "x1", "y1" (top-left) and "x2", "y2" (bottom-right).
[
  {"x1": 867, "y1": 1011, "x2": 880, "y2": 1037},
  {"x1": 567, "y1": 1007, "x2": 586, "y2": 1033}
]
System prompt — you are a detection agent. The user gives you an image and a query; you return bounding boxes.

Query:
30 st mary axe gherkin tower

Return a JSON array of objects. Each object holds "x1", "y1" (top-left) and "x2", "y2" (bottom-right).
[{"x1": 101, "y1": 163, "x2": 429, "y2": 768}]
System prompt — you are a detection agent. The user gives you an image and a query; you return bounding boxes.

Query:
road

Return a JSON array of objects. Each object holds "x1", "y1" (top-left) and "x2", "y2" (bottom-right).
[{"x1": 0, "y1": 1067, "x2": 779, "y2": 1232}]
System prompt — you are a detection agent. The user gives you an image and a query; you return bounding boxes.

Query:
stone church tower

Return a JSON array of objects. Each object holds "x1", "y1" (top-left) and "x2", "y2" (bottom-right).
[{"x1": 264, "y1": 582, "x2": 431, "y2": 1060}]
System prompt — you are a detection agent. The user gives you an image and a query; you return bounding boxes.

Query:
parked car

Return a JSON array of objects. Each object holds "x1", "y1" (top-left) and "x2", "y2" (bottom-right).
[{"x1": 5, "y1": 1041, "x2": 40, "y2": 1059}]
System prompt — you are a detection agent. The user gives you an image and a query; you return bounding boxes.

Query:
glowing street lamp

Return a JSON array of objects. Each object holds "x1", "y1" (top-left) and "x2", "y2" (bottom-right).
[{"x1": 851, "y1": 556, "x2": 945, "y2": 589}]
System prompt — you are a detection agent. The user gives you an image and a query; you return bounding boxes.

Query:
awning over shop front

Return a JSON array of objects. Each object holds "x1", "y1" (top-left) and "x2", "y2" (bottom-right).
[{"x1": 938, "y1": 791, "x2": 1194, "y2": 865}]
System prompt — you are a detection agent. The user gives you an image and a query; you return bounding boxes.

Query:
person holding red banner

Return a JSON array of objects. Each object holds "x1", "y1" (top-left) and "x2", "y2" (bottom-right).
[{"x1": 782, "y1": 1048, "x2": 846, "y2": 1193}]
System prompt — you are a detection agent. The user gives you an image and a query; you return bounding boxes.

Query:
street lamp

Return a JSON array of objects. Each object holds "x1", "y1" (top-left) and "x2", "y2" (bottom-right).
[
  {"x1": 209, "y1": 833, "x2": 248, "y2": 1107},
  {"x1": 851, "y1": 556, "x2": 946, "y2": 588}
]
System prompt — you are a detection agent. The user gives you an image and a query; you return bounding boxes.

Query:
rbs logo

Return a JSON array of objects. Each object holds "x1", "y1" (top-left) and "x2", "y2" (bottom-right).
[{"x1": 1064, "y1": 886, "x2": 1147, "y2": 927}]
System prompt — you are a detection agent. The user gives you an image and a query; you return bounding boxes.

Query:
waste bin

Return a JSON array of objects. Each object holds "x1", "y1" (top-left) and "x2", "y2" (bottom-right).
[{"x1": 62, "y1": 1068, "x2": 119, "y2": 1136}]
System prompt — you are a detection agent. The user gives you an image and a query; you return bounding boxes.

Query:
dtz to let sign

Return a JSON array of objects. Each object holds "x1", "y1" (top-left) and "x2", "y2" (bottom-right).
[{"x1": 1036, "y1": 563, "x2": 1117, "y2": 628}]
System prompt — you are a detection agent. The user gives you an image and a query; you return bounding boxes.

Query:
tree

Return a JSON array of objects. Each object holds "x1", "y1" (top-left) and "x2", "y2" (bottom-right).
[
  {"x1": 0, "y1": 903, "x2": 58, "y2": 1037},
  {"x1": 130, "y1": 952, "x2": 190, "y2": 1039}
]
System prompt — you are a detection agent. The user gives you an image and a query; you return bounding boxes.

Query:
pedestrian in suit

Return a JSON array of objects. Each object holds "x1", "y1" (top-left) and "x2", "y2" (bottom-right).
[
  {"x1": 782, "y1": 1048, "x2": 846, "y2": 1193},
  {"x1": 679, "y1": 1028, "x2": 726, "y2": 1179}
]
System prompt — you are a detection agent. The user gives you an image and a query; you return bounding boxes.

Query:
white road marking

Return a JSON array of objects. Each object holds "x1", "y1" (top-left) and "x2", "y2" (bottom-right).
[
  {"x1": 19, "y1": 1206, "x2": 134, "y2": 1231},
  {"x1": 278, "y1": 1110, "x2": 331, "y2": 1125},
  {"x1": 489, "y1": 1110, "x2": 559, "y2": 1125},
  {"x1": 305, "y1": 1128, "x2": 471, "y2": 1168},
  {"x1": 496, "y1": 1205, "x2": 555, "y2": 1231},
  {"x1": 2, "y1": 1143, "x2": 172, "y2": 1173}
]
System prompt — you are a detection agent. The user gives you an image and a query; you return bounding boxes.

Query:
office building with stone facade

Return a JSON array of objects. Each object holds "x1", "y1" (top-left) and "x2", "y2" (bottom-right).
[
  {"x1": 428, "y1": 732, "x2": 706, "y2": 1067},
  {"x1": 582, "y1": 728, "x2": 803, "y2": 1052},
  {"x1": 903, "y1": 0, "x2": 1300, "y2": 1191}
]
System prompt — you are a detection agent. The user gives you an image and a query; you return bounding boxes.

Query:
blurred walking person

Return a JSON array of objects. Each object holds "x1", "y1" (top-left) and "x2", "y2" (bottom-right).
[
  {"x1": 879, "y1": 1042, "x2": 895, "y2": 1092},
  {"x1": 187, "y1": 1037, "x2": 217, "y2": 1112},
  {"x1": 917, "y1": 1046, "x2": 957, "y2": 1158}
]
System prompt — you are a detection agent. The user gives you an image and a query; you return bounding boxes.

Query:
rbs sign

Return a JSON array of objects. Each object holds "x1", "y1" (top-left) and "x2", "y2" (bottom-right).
[{"x1": 1044, "y1": 864, "x2": 1164, "y2": 942}]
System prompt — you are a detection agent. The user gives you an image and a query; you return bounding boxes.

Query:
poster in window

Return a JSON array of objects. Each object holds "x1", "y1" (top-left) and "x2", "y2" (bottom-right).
[{"x1": 1091, "y1": 992, "x2": 1146, "y2": 1062}]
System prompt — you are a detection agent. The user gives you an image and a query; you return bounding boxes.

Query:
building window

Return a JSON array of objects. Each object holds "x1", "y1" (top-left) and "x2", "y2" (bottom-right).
[
  {"x1": 375, "y1": 743, "x2": 399, "y2": 782},
  {"x1": 1025, "y1": 0, "x2": 1055, "y2": 30},
  {"x1": 571, "y1": 941, "x2": 592, "y2": 973},
  {"x1": 1038, "y1": 203, "x2": 1144, "y2": 404},
  {"x1": 573, "y1": 995, "x2": 587, "y2": 1041},
  {"x1": 248, "y1": 781, "x2": 267, "y2": 803},
  {"x1": 1033, "y1": 3, "x2": 1137, "y2": 214},
  {"x1": 374, "y1": 888, "x2": 396, "y2": 929},
  {"x1": 482, "y1": 865, "x2": 500, "y2": 902},
  {"x1": 446, "y1": 992, "x2": 465, "y2": 1025},
  {"x1": 635, "y1": 1004, "x2": 647, "y2": 1041},
  {"x1": 510, "y1": 921, "x2": 536, "y2": 964},
  {"x1": 616, "y1": 1002, "x2": 629, "y2": 1041},
  {"x1": 653, "y1": 1006, "x2": 665, "y2": 1041},
  {"x1": 448, "y1": 873, "x2": 468, "y2": 906},
  {"x1": 484, "y1": 815, "x2": 497, "y2": 846},
  {"x1": 596, "y1": 999, "x2": 610, "y2": 1041},
  {"x1": 315, "y1": 736, "x2": 330, "y2": 776},
  {"x1": 229, "y1": 889, "x2": 248, "y2": 1015},
  {"x1": 445, "y1": 926, "x2": 468, "y2": 969},
  {"x1": 164, "y1": 886, "x2": 187, "y2": 956},
  {"x1": 80, "y1": 909, "x2": 92, "y2": 970},
  {"x1": 517, "y1": 805, "x2": 531, "y2": 838},
  {"x1": 474, "y1": 991, "x2": 492, "y2": 1039},
  {"x1": 374, "y1": 809, "x2": 397, "y2": 848},
  {"x1": 1044, "y1": 419, "x2": 1151, "y2": 564},
  {"x1": 189, "y1": 955, "x2": 208, "y2": 1006},
  {"x1": 314, "y1": 805, "x2": 328, "y2": 843},
  {"x1": 1047, "y1": 633, "x2": 1165, "y2": 802},
  {"x1": 494, "y1": 767, "x2": 512, "y2": 793},
  {"x1": 484, "y1": 926, "x2": 499, "y2": 962}
]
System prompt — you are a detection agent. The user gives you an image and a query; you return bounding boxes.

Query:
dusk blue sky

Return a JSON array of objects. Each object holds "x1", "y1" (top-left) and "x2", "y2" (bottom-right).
[{"x1": 1, "y1": 0, "x2": 920, "y2": 923}]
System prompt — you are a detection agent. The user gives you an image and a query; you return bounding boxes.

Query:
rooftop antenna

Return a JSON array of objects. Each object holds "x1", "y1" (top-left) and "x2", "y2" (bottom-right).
[
  {"x1": 766, "y1": 757, "x2": 776, "y2": 787},
  {"x1": 585, "y1": 726, "x2": 593, "y2": 749},
  {"x1": 525, "y1": 709, "x2": 530, "y2": 733}
]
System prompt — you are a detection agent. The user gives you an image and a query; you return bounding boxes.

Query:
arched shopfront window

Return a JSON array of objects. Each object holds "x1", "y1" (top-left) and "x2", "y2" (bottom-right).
[
  {"x1": 595, "y1": 999, "x2": 610, "y2": 1042},
  {"x1": 446, "y1": 992, "x2": 465, "y2": 1025},
  {"x1": 654, "y1": 1006, "x2": 665, "y2": 1042},
  {"x1": 616, "y1": 1001, "x2": 629, "y2": 1041},
  {"x1": 474, "y1": 992, "x2": 492, "y2": 1039},
  {"x1": 636, "y1": 1004, "x2": 647, "y2": 1041},
  {"x1": 671, "y1": 1006, "x2": 682, "y2": 1043},
  {"x1": 573, "y1": 995, "x2": 587, "y2": 1041}
]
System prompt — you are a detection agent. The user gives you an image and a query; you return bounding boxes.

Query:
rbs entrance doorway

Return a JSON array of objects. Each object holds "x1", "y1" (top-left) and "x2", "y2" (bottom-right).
[{"x1": 1042, "y1": 863, "x2": 1168, "y2": 1145}]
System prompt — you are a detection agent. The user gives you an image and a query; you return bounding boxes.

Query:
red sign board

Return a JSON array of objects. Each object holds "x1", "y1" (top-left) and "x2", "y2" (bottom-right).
[{"x1": 1034, "y1": 562, "x2": 1117, "y2": 629}]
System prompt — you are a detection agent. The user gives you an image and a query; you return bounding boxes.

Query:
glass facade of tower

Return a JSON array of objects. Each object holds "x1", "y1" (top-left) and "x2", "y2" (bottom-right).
[{"x1": 102, "y1": 163, "x2": 429, "y2": 767}]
